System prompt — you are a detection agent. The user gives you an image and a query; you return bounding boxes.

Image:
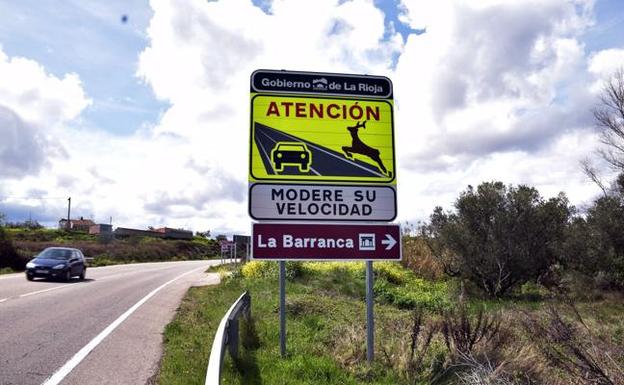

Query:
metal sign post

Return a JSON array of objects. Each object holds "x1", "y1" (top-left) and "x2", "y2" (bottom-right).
[
  {"x1": 279, "y1": 261, "x2": 286, "y2": 357},
  {"x1": 366, "y1": 261, "x2": 374, "y2": 363}
]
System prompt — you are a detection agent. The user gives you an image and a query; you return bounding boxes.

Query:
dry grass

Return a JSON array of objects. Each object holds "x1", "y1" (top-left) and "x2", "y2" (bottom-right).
[
  {"x1": 401, "y1": 235, "x2": 444, "y2": 280},
  {"x1": 522, "y1": 304, "x2": 624, "y2": 385}
]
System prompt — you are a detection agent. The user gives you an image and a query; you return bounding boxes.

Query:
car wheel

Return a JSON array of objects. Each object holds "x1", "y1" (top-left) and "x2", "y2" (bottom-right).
[
  {"x1": 64, "y1": 270, "x2": 72, "y2": 282},
  {"x1": 26, "y1": 274, "x2": 34, "y2": 281},
  {"x1": 79, "y1": 268, "x2": 86, "y2": 280}
]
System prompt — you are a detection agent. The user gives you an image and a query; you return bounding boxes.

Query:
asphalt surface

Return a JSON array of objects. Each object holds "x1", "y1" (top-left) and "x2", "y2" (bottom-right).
[
  {"x1": 254, "y1": 122, "x2": 387, "y2": 177},
  {"x1": 0, "y1": 260, "x2": 221, "y2": 385}
]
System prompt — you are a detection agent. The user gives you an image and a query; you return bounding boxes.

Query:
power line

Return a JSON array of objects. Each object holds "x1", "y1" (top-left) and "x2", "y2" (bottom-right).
[{"x1": 0, "y1": 196, "x2": 68, "y2": 201}]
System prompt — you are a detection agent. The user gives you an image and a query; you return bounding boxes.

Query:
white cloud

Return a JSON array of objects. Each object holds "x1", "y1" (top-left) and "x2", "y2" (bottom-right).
[
  {"x1": 0, "y1": 48, "x2": 89, "y2": 180},
  {"x1": 4, "y1": 0, "x2": 624, "y2": 233},
  {"x1": 0, "y1": 48, "x2": 90, "y2": 126},
  {"x1": 131, "y1": 0, "x2": 404, "y2": 230},
  {"x1": 587, "y1": 48, "x2": 624, "y2": 93},
  {"x1": 391, "y1": 0, "x2": 610, "y2": 220}
]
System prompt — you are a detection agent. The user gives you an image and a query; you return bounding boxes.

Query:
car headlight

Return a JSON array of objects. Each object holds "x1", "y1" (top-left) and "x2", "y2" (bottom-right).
[
  {"x1": 26, "y1": 262, "x2": 36, "y2": 269},
  {"x1": 52, "y1": 264, "x2": 66, "y2": 269}
]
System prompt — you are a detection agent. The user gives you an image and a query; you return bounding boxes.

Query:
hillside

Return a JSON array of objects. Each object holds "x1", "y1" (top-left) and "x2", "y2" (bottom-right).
[{"x1": 2, "y1": 228, "x2": 220, "y2": 271}]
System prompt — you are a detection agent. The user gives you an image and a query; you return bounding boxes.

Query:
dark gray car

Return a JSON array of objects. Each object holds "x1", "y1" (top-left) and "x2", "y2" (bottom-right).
[{"x1": 25, "y1": 247, "x2": 87, "y2": 281}]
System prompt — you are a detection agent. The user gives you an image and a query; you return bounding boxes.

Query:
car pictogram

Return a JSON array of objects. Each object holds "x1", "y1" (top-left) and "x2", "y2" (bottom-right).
[{"x1": 271, "y1": 141, "x2": 312, "y2": 172}]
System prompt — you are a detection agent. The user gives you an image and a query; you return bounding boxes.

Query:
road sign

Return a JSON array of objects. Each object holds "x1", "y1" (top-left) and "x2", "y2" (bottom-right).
[
  {"x1": 249, "y1": 183, "x2": 396, "y2": 221},
  {"x1": 220, "y1": 240, "x2": 233, "y2": 253},
  {"x1": 249, "y1": 70, "x2": 398, "y2": 221},
  {"x1": 252, "y1": 223, "x2": 401, "y2": 261},
  {"x1": 233, "y1": 235, "x2": 250, "y2": 247},
  {"x1": 249, "y1": 70, "x2": 396, "y2": 185},
  {"x1": 250, "y1": 96, "x2": 395, "y2": 184}
]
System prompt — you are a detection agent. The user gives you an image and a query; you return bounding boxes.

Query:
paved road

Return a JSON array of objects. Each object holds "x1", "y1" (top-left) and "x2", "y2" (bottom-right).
[
  {"x1": 254, "y1": 122, "x2": 387, "y2": 177},
  {"x1": 0, "y1": 260, "x2": 221, "y2": 385}
]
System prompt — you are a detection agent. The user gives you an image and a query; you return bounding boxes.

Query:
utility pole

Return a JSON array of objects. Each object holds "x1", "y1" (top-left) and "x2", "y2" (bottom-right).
[{"x1": 66, "y1": 197, "x2": 71, "y2": 230}]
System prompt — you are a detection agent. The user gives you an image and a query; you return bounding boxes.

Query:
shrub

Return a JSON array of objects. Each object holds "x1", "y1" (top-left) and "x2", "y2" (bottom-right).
[
  {"x1": 426, "y1": 182, "x2": 571, "y2": 298},
  {"x1": 401, "y1": 232, "x2": 444, "y2": 280},
  {"x1": 517, "y1": 282, "x2": 549, "y2": 302},
  {"x1": 454, "y1": 353, "x2": 514, "y2": 385},
  {"x1": 377, "y1": 307, "x2": 440, "y2": 383},
  {"x1": 0, "y1": 226, "x2": 22, "y2": 270},
  {"x1": 441, "y1": 302, "x2": 506, "y2": 357},
  {"x1": 375, "y1": 262, "x2": 410, "y2": 285},
  {"x1": 374, "y1": 278, "x2": 450, "y2": 311},
  {"x1": 240, "y1": 261, "x2": 302, "y2": 280},
  {"x1": 522, "y1": 305, "x2": 624, "y2": 385}
]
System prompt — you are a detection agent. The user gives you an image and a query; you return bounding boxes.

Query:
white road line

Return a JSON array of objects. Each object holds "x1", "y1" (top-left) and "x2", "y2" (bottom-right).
[
  {"x1": 256, "y1": 132, "x2": 276, "y2": 174},
  {"x1": 0, "y1": 298, "x2": 8, "y2": 303},
  {"x1": 41, "y1": 265, "x2": 208, "y2": 385},
  {"x1": 19, "y1": 284, "x2": 75, "y2": 298}
]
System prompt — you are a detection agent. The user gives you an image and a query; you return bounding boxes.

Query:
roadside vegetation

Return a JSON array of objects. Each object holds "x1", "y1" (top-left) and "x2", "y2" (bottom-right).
[
  {"x1": 0, "y1": 223, "x2": 220, "y2": 272},
  {"x1": 158, "y1": 258, "x2": 623, "y2": 385}
]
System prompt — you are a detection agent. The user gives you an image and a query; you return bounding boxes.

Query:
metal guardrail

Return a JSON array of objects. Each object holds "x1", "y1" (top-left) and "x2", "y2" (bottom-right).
[{"x1": 205, "y1": 291, "x2": 251, "y2": 385}]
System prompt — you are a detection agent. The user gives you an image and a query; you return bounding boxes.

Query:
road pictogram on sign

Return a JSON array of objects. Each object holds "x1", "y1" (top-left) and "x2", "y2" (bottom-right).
[
  {"x1": 249, "y1": 95, "x2": 395, "y2": 184},
  {"x1": 270, "y1": 142, "x2": 312, "y2": 173}
]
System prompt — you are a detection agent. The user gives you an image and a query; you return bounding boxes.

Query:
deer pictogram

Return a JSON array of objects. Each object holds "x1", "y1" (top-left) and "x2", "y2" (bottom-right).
[{"x1": 342, "y1": 120, "x2": 390, "y2": 176}]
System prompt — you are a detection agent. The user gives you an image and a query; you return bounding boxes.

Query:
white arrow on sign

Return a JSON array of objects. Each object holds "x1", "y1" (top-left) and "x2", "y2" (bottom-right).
[{"x1": 381, "y1": 234, "x2": 397, "y2": 250}]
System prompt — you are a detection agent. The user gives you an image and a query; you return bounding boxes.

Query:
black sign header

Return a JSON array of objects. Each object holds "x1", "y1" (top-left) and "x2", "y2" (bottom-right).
[{"x1": 251, "y1": 69, "x2": 393, "y2": 99}]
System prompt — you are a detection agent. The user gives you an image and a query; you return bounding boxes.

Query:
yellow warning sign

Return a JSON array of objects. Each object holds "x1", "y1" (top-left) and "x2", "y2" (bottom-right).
[{"x1": 249, "y1": 94, "x2": 395, "y2": 184}]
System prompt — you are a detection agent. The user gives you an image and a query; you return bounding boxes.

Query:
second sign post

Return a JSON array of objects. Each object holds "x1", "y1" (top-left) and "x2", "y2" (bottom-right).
[{"x1": 248, "y1": 69, "x2": 401, "y2": 361}]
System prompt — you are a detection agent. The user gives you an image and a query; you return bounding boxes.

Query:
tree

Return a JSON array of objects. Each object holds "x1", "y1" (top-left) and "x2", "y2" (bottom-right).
[
  {"x1": 565, "y1": 174, "x2": 624, "y2": 288},
  {"x1": 593, "y1": 69, "x2": 624, "y2": 171},
  {"x1": 196, "y1": 230, "x2": 211, "y2": 238},
  {"x1": 0, "y1": 212, "x2": 22, "y2": 270},
  {"x1": 425, "y1": 182, "x2": 571, "y2": 298}
]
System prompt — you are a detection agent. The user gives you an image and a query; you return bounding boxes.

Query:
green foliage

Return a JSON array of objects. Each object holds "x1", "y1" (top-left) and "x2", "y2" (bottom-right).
[
  {"x1": 0, "y1": 222, "x2": 22, "y2": 270},
  {"x1": 159, "y1": 255, "x2": 624, "y2": 385},
  {"x1": 240, "y1": 261, "x2": 303, "y2": 280},
  {"x1": 563, "y1": 175, "x2": 624, "y2": 289},
  {"x1": 426, "y1": 182, "x2": 572, "y2": 298},
  {"x1": 240, "y1": 261, "x2": 451, "y2": 314},
  {"x1": 373, "y1": 263, "x2": 451, "y2": 311},
  {"x1": 517, "y1": 281, "x2": 549, "y2": 302}
]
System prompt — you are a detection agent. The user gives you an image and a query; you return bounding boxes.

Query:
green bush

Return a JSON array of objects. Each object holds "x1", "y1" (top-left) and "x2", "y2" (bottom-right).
[
  {"x1": 518, "y1": 282, "x2": 549, "y2": 301},
  {"x1": 240, "y1": 260, "x2": 303, "y2": 280},
  {"x1": 374, "y1": 277, "x2": 451, "y2": 311},
  {"x1": 426, "y1": 182, "x2": 571, "y2": 298},
  {"x1": 0, "y1": 226, "x2": 23, "y2": 270}
]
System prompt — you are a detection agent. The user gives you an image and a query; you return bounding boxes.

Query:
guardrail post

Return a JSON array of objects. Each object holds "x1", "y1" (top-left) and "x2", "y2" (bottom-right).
[{"x1": 228, "y1": 319, "x2": 239, "y2": 359}]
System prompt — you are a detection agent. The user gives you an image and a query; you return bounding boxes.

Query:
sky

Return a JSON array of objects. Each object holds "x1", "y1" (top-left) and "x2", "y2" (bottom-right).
[{"x1": 0, "y1": 0, "x2": 623, "y2": 236}]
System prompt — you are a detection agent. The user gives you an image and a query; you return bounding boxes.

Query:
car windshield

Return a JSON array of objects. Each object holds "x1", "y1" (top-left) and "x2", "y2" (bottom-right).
[
  {"x1": 279, "y1": 144, "x2": 305, "y2": 152},
  {"x1": 37, "y1": 249, "x2": 73, "y2": 260}
]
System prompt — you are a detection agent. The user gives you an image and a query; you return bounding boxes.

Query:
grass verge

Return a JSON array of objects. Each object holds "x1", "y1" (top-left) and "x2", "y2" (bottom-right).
[{"x1": 158, "y1": 262, "x2": 624, "y2": 385}]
